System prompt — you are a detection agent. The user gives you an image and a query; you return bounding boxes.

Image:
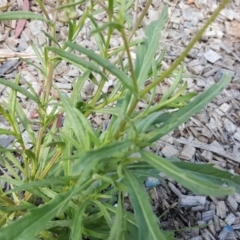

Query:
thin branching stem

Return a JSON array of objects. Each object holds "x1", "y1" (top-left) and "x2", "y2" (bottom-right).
[
  {"x1": 85, "y1": 79, "x2": 106, "y2": 117},
  {"x1": 127, "y1": 0, "x2": 152, "y2": 41},
  {"x1": 140, "y1": 0, "x2": 230, "y2": 96},
  {"x1": 34, "y1": 1, "x2": 60, "y2": 173},
  {"x1": 120, "y1": 29, "x2": 138, "y2": 93},
  {"x1": 38, "y1": 148, "x2": 62, "y2": 179},
  {"x1": 35, "y1": 0, "x2": 51, "y2": 21},
  {"x1": 113, "y1": 0, "x2": 230, "y2": 139},
  {"x1": 24, "y1": 148, "x2": 62, "y2": 202},
  {"x1": 85, "y1": 14, "x2": 114, "y2": 115}
]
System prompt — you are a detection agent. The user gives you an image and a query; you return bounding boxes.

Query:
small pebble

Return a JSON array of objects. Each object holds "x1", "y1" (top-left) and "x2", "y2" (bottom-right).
[{"x1": 145, "y1": 177, "x2": 161, "y2": 188}]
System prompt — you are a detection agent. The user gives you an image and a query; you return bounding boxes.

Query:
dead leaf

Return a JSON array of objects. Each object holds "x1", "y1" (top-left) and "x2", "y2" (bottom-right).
[
  {"x1": 187, "y1": 0, "x2": 195, "y2": 4},
  {"x1": 14, "y1": 0, "x2": 30, "y2": 38}
]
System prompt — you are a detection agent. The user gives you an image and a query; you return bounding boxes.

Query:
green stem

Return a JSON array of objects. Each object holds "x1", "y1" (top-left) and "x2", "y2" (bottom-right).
[
  {"x1": 112, "y1": 0, "x2": 152, "y2": 65},
  {"x1": 24, "y1": 148, "x2": 62, "y2": 202},
  {"x1": 94, "y1": 92, "x2": 123, "y2": 110},
  {"x1": 85, "y1": 78, "x2": 106, "y2": 117},
  {"x1": 120, "y1": 29, "x2": 138, "y2": 92},
  {"x1": 34, "y1": 0, "x2": 60, "y2": 173},
  {"x1": 127, "y1": 0, "x2": 152, "y2": 41},
  {"x1": 113, "y1": 0, "x2": 229, "y2": 139},
  {"x1": 35, "y1": 0, "x2": 51, "y2": 21},
  {"x1": 71, "y1": 7, "x2": 91, "y2": 47},
  {"x1": 84, "y1": 27, "x2": 113, "y2": 117},
  {"x1": 0, "y1": 213, "x2": 9, "y2": 227},
  {"x1": 140, "y1": 0, "x2": 230, "y2": 97},
  {"x1": 113, "y1": 98, "x2": 138, "y2": 139},
  {"x1": 38, "y1": 148, "x2": 62, "y2": 180}
]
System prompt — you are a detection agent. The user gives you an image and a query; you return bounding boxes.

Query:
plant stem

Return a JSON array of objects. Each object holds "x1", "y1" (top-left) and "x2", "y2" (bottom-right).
[
  {"x1": 120, "y1": 29, "x2": 138, "y2": 93},
  {"x1": 85, "y1": 78, "x2": 106, "y2": 117},
  {"x1": 113, "y1": 0, "x2": 229, "y2": 139},
  {"x1": 140, "y1": 0, "x2": 230, "y2": 97},
  {"x1": 94, "y1": 92, "x2": 123, "y2": 110},
  {"x1": 85, "y1": 22, "x2": 113, "y2": 117},
  {"x1": 38, "y1": 148, "x2": 62, "y2": 179},
  {"x1": 34, "y1": 1, "x2": 60, "y2": 174},
  {"x1": 35, "y1": 0, "x2": 51, "y2": 21},
  {"x1": 24, "y1": 148, "x2": 62, "y2": 202},
  {"x1": 113, "y1": 97, "x2": 138, "y2": 139},
  {"x1": 127, "y1": 0, "x2": 152, "y2": 41}
]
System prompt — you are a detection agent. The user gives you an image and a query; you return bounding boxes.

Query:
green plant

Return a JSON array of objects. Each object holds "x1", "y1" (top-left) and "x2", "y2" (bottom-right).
[{"x1": 0, "y1": 0, "x2": 236, "y2": 239}]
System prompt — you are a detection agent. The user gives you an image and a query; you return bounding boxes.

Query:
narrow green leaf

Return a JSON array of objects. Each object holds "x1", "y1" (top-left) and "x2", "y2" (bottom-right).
[
  {"x1": 68, "y1": 21, "x2": 75, "y2": 42},
  {"x1": 70, "y1": 202, "x2": 88, "y2": 240},
  {"x1": 0, "y1": 129, "x2": 15, "y2": 136},
  {"x1": 123, "y1": 167, "x2": 174, "y2": 240},
  {"x1": 89, "y1": 15, "x2": 105, "y2": 55},
  {"x1": 130, "y1": 169, "x2": 161, "y2": 183},
  {"x1": 82, "y1": 211, "x2": 104, "y2": 225},
  {"x1": 92, "y1": 200, "x2": 112, "y2": 228},
  {"x1": 0, "y1": 78, "x2": 40, "y2": 104},
  {"x1": 6, "y1": 73, "x2": 23, "y2": 143},
  {"x1": 3, "y1": 178, "x2": 66, "y2": 195},
  {"x1": 0, "y1": 205, "x2": 27, "y2": 213},
  {"x1": 147, "y1": 74, "x2": 231, "y2": 142},
  {"x1": 64, "y1": 42, "x2": 136, "y2": 94},
  {"x1": 41, "y1": 30, "x2": 61, "y2": 48},
  {"x1": 108, "y1": 193, "x2": 125, "y2": 240},
  {"x1": 70, "y1": 70, "x2": 90, "y2": 105},
  {"x1": 136, "y1": 6, "x2": 168, "y2": 88},
  {"x1": 172, "y1": 161, "x2": 240, "y2": 194},
  {"x1": 60, "y1": 131, "x2": 83, "y2": 153},
  {"x1": 83, "y1": 228, "x2": 109, "y2": 239},
  {"x1": 134, "y1": 112, "x2": 164, "y2": 134},
  {"x1": 148, "y1": 82, "x2": 188, "y2": 114},
  {"x1": 108, "y1": 39, "x2": 144, "y2": 58},
  {"x1": 141, "y1": 150, "x2": 234, "y2": 197},
  {"x1": 22, "y1": 58, "x2": 46, "y2": 78},
  {"x1": 36, "y1": 133, "x2": 54, "y2": 176},
  {"x1": 168, "y1": 92, "x2": 196, "y2": 107},
  {"x1": 71, "y1": 139, "x2": 135, "y2": 175},
  {"x1": 0, "y1": 176, "x2": 22, "y2": 187},
  {"x1": 15, "y1": 101, "x2": 36, "y2": 144},
  {"x1": 95, "y1": 107, "x2": 122, "y2": 116},
  {"x1": 0, "y1": 11, "x2": 53, "y2": 25},
  {"x1": 59, "y1": 96, "x2": 89, "y2": 152},
  {"x1": 25, "y1": 81, "x2": 41, "y2": 100},
  {"x1": 48, "y1": 47, "x2": 107, "y2": 78},
  {"x1": 60, "y1": 92, "x2": 100, "y2": 151},
  {"x1": 0, "y1": 105, "x2": 12, "y2": 124},
  {"x1": 46, "y1": 220, "x2": 72, "y2": 229},
  {"x1": 0, "y1": 159, "x2": 21, "y2": 181},
  {"x1": 3, "y1": 151, "x2": 24, "y2": 173},
  {"x1": 0, "y1": 147, "x2": 18, "y2": 153},
  {"x1": 9, "y1": 72, "x2": 20, "y2": 119},
  {"x1": 160, "y1": 64, "x2": 183, "y2": 102},
  {"x1": 30, "y1": 43, "x2": 46, "y2": 71},
  {"x1": 55, "y1": 0, "x2": 85, "y2": 9},
  {"x1": 135, "y1": 40, "x2": 147, "y2": 78},
  {"x1": 91, "y1": 22, "x2": 123, "y2": 34},
  {"x1": 123, "y1": 0, "x2": 135, "y2": 11},
  {"x1": 105, "y1": 203, "x2": 138, "y2": 238},
  {"x1": 0, "y1": 189, "x2": 73, "y2": 240}
]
